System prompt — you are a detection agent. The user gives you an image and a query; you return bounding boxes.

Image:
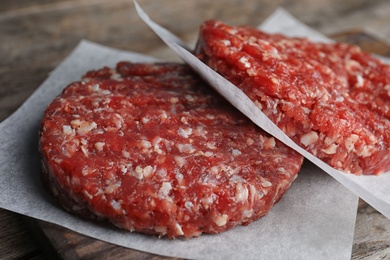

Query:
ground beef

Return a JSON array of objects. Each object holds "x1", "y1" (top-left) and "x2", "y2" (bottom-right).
[
  {"x1": 39, "y1": 62, "x2": 304, "y2": 238},
  {"x1": 195, "y1": 20, "x2": 390, "y2": 175}
]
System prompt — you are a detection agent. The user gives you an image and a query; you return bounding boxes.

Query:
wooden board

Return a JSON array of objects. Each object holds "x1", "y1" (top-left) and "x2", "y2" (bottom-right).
[{"x1": 21, "y1": 30, "x2": 390, "y2": 260}]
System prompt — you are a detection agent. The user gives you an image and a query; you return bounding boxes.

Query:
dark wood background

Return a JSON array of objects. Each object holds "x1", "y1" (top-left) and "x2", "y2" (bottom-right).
[{"x1": 1, "y1": 0, "x2": 390, "y2": 259}]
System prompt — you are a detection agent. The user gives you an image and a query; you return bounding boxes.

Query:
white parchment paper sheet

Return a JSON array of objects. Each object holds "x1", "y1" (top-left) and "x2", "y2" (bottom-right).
[
  {"x1": 0, "y1": 10, "x2": 358, "y2": 260},
  {"x1": 135, "y1": 2, "x2": 390, "y2": 219}
]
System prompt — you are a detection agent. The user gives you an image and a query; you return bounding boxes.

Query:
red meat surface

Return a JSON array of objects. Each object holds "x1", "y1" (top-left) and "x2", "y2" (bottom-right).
[
  {"x1": 39, "y1": 62, "x2": 303, "y2": 238},
  {"x1": 195, "y1": 20, "x2": 390, "y2": 175}
]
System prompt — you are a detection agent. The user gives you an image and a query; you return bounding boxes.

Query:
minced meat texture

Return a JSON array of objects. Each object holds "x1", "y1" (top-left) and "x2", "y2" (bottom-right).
[
  {"x1": 195, "y1": 20, "x2": 390, "y2": 175},
  {"x1": 39, "y1": 62, "x2": 303, "y2": 239}
]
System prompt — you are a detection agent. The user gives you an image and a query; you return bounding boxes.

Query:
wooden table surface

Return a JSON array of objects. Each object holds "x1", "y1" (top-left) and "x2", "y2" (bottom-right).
[{"x1": 1, "y1": 0, "x2": 390, "y2": 259}]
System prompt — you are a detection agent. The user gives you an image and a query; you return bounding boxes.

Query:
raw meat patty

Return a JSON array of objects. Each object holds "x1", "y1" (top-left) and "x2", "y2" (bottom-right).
[
  {"x1": 195, "y1": 20, "x2": 390, "y2": 175},
  {"x1": 39, "y1": 62, "x2": 304, "y2": 238}
]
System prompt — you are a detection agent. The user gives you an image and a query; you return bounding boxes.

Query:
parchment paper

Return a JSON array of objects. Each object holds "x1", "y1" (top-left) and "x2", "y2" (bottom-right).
[
  {"x1": 135, "y1": 2, "x2": 390, "y2": 219},
  {"x1": 0, "y1": 9, "x2": 360, "y2": 260}
]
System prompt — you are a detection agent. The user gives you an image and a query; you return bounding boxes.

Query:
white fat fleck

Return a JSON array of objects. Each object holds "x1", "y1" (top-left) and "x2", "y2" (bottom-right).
[
  {"x1": 230, "y1": 174, "x2": 245, "y2": 183},
  {"x1": 264, "y1": 137, "x2": 276, "y2": 149},
  {"x1": 206, "y1": 114, "x2": 215, "y2": 120},
  {"x1": 180, "y1": 116, "x2": 188, "y2": 124},
  {"x1": 134, "y1": 166, "x2": 143, "y2": 179},
  {"x1": 385, "y1": 84, "x2": 390, "y2": 97},
  {"x1": 120, "y1": 164, "x2": 128, "y2": 174},
  {"x1": 206, "y1": 142, "x2": 217, "y2": 149},
  {"x1": 62, "y1": 125, "x2": 73, "y2": 135},
  {"x1": 257, "y1": 191, "x2": 265, "y2": 198},
  {"x1": 154, "y1": 226, "x2": 167, "y2": 235},
  {"x1": 71, "y1": 120, "x2": 97, "y2": 135},
  {"x1": 345, "y1": 134, "x2": 359, "y2": 152},
  {"x1": 174, "y1": 223, "x2": 184, "y2": 236},
  {"x1": 81, "y1": 166, "x2": 89, "y2": 176},
  {"x1": 142, "y1": 117, "x2": 150, "y2": 124},
  {"x1": 110, "y1": 73, "x2": 123, "y2": 81},
  {"x1": 324, "y1": 136, "x2": 337, "y2": 146},
  {"x1": 153, "y1": 136, "x2": 163, "y2": 146},
  {"x1": 91, "y1": 84, "x2": 100, "y2": 92},
  {"x1": 101, "y1": 89, "x2": 112, "y2": 95},
  {"x1": 248, "y1": 36, "x2": 257, "y2": 44},
  {"x1": 239, "y1": 56, "x2": 251, "y2": 68},
  {"x1": 235, "y1": 183, "x2": 248, "y2": 203},
  {"x1": 201, "y1": 194, "x2": 216, "y2": 209},
  {"x1": 356, "y1": 75, "x2": 364, "y2": 87},
  {"x1": 357, "y1": 145, "x2": 375, "y2": 157},
  {"x1": 232, "y1": 149, "x2": 242, "y2": 156},
  {"x1": 322, "y1": 143, "x2": 338, "y2": 154},
  {"x1": 122, "y1": 149, "x2": 130, "y2": 158},
  {"x1": 110, "y1": 200, "x2": 122, "y2": 211},
  {"x1": 159, "y1": 182, "x2": 172, "y2": 197},
  {"x1": 229, "y1": 174, "x2": 245, "y2": 183},
  {"x1": 134, "y1": 165, "x2": 154, "y2": 179},
  {"x1": 246, "y1": 138, "x2": 254, "y2": 146},
  {"x1": 95, "y1": 129, "x2": 105, "y2": 135},
  {"x1": 254, "y1": 100, "x2": 262, "y2": 109},
  {"x1": 70, "y1": 119, "x2": 81, "y2": 127},
  {"x1": 247, "y1": 68, "x2": 257, "y2": 76},
  {"x1": 140, "y1": 140, "x2": 152, "y2": 149},
  {"x1": 215, "y1": 214, "x2": 228, "y2": 227},
  {"x1": 210, "y1": 166, "x2": 219, "y2": 175},
  {"x1": 153, "y1": 166, "x2": 165, "y2": 177},
  {"x1": 177, "y1": 143, "x2": 195, "y2": 153},
  {"x1": 53, "y1": 158, "x2": 63, "y2": 164},
  {"x1": 160, "y1": 110, "x2": 168, "y2": 121},
  {"x1": 225, "y1": 165, "x2": 240, "y2": 176},
  {"x1": 221, "y1": 39, "x2": 231, "y2": 46},
  {"x1": 143, "y1": 165, "x2": 154, "y2": 178},
  {"x1": 204, "y1": 151, "x2": 214, "y2": 157},
  {"x1": 270, "y1": 47, "x2": 281, "y2": 59},
  {"x1": 242, "y1": 210, "x2": 254, "y2": 220},
  {"x1": 261, "y1": 178, "x2": 272, "y2": 187},
  {"x1": 83, "y1": 190, "x2": 93, "y2": 200},
  {"x1": 113, "y1": 113, "x2": 123, "y2": 129},
  {"x1": 175, "y1": 172, "x2": 184, "y2": 184},
  {"x1": 81, "y1": 138, "x2": 88, "y2": 145},
  {"x1": 276, "y1": 167, "x2": 288, "y2": 175},
  {"x1": 80, "y1": 140, "x2": 89, "y2": 157},
  {"x1": 185, "y1": 95, "x2": 196, "y2": 102},
  {"x1": 300, "y1": 131, "x2": 319, "y2": 146},
  {"x1": 174, "y1": 156, "x2": 186, "y2": 168},
  {"x1": 302, "y1": 107, "x2": 311, "y2": 114},
  {"x1": 226, "y1": 27, "x2": 237, "y2": 34},
  {"x1": 185, "y1": 201, "x2": 194, "y2": 210},
  {"x1": 105, "y1": 181, "x2": 121, "y2": 194},
  {"x1": 95, "y1": 142, "x2": 105, "y2": 152},
  {"x1": 367, "y1": 130, "x2": 378, "y2": 143},
  {"x1": 62, "y1": 139, "x2": 80, "y2": 158},
  {"x1": 345, "y1": 59, "x2": 361, "y2": 71},
  {"x1": 170, "y1": 97, "x2": 179, "y2": 104},
  {"x1": 178, "y1": 128, "x2": 193, "y2": 138},
  {"x1": 249, "y1": 184, "x2": 256, "y2": 204},
  {"x1": 271, "y1": 77, "x2": 279, "y2": 84}
]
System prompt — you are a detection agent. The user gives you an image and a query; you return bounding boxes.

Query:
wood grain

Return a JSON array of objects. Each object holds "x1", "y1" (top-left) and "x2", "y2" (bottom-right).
[
  {"x1": 352, "y1": 201, "x2": 390, "y2": 260},
  {"x1": 0, "y1": 209, "x2": 43, "y2": 259}
]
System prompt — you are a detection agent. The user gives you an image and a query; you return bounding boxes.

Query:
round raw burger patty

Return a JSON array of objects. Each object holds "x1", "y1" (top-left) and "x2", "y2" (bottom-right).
[
  {"x1": 39, "y1": 62, "x2": 303, "y2": 238},
  {"x1": 195, "y1": 20, "x2": 390, "y2": 175}
]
